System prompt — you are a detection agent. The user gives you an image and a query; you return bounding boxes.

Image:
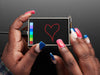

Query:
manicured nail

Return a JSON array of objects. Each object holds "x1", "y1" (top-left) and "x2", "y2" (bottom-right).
[
  {"x1": 70, "y1": 28, "x2": 77, "y2": 41},
  {"x1": 25, "y1": 10, "x2": 35, "y2": 14},
  {"x1": 35, "y1": 41, "x2": 45, "y2": 53},
  {"x1": 74, "y1": 28, "x2": 82, "y2": 38},
  {"x1": 50, "y1": 52, "x2": 56, "y2": 64},
  {"x1": 84, "y1": 35, "x2": 90, "y2": 43},
  {"x1": 39, "y1": 41, "x2": 46, "y2": 50},
  {"x1": 71, "y1": 28, "x2": 76, "y2": 32},
  {"x1": 23, "y1": 10, "x2": 35, "y2": 17},
  {"x1": 84, "y1": 35, "x2": 88, "y2": 38},
  {"x1": 56, "y1": 39, "x2": 66, "y2": 48}
]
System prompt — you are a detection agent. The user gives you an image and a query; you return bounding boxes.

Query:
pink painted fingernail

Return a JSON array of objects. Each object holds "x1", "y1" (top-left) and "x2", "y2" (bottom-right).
[
  {"x1": 74, "y1": 28, "x2": 82, "y2": 38},
  {"x1": 25, "y1": 10, "x2": 35, "y2": 14},
  {"x1": 56, "y1": 39, "x2": 66, "y2": 48}
]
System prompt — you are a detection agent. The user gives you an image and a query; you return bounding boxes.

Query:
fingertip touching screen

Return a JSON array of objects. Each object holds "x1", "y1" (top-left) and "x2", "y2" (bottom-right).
[{"x1": 28, "y1": 17, "x2": 71, "y2": 46}]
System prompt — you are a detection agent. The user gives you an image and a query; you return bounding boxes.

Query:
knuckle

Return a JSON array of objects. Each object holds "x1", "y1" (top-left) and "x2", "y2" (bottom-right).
[
  {"x1": 17, "y1": 15, "x2": 23, "y2": 20},
  {"x1": 79, "y1": 41, "x2": 84, "y2": 44},
  {"x1": 15, "y1": 15, "x2": 24, "y2": 24},
  {"x1": 78, "y1": 38, "x2": 84, "y2": 43},
  {"x1": 28, "y1": 50, "x2": 37, "y2": 58},
  {"x1": 72, "y1": 41, "x2": 80, "y2": 48},
  {"x1": 61, "y1": 47, "x2": 69, "y2": 55},
  {"x1": 72, "y1": 40, "x2": 79, "y2": 46},
  {"x1": 28, "y1": 51, "x2": 36, "y2": 58},
  {"x1": 66, "y1": 59, "x2": 75, "y2": 67},
  {"x1": 79, "y1": 52, "x2": 91, "y2": 60},
  {"x1": 18, "y1": 16, "x2": 23, "y2": 21},
  {"x1": 9, "y1": 15, "x2": 23, "y2": 29}
]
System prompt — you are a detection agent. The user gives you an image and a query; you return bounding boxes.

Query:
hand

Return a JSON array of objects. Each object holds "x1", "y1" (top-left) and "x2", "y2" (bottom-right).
[
  {"x1": 1, "y1": 10, "x2": 45, "y2": 75},
  {"x1": 50, "y1": 28, "x2": 100, "y2": 75}
]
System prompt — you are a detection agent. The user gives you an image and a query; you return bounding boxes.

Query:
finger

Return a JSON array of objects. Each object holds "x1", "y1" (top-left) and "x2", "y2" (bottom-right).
[
  {"x1": 83, "y1": 34, "x2": 97, "y2": 74},
  {"x1": 95, "y1": 58, "x2": 100, "y2": 73},
  {"x1": 10, "y1": 10, "x2": 35, "y2": 30},
  {"x1": 18, "y1": 41, "x2": 45, "y2": 71},
  {"x1": 56, "y1": 39, "x2": 82, "y2": 75},
  {"x1": 95, "y1": 58, "x2": 100, "y2": 66},
  {"x1": 71, "y1": 28, "x2": 97, "y2": 74},
  {"x1": 84, "y1": 35, "x2": 95, "y2": 56},
  {"x1": 71, "y1": 28, "x2": 92, "y2": 58},
  {"x1": 53, "y1": 55, "x2": 69, "y2": 75},
  {"x1": 9, "y1": 10, "x2": 35, "y2": 42}
]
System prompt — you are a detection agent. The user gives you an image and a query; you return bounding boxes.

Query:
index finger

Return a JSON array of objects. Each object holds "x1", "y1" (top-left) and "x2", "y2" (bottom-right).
[
  {"x1": 56, "y1": 39, "x2": 82, "y2": 75},
  {"x1": 9, "y1": 10, "x2": 35, "y2": 42}
]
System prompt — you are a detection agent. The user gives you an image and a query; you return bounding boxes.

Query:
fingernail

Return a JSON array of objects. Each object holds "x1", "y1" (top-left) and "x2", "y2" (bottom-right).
[
  {"x1": 84, "y1": 35, "x2": 90, "y2": 43},
  {"x1": 74, "y1": 28, "x2": 82, "y2": 38},
  {"x1": 23, "y1": 10, "x2": 35, "y2": 17},
  {"x1": 56, "y1": 39, "x2": 66, "y2": 48},
  {"x1": 71, "y1": 28, "x2": 76, "y2": 32},
  {"x1": 25, "y1": 10, "x2": 35, "y2": 14},
  {"x1": 39, "y1": 41, "x2": 46, "y2": 50},
  {"x1": 84, "y1": 34, "x2": 88, "y2": 38},
  {"x1": 35, "y1": 41, "x2": 45, "y2": 53},
  {"x1": 50, "y1": 52, "x2": 56, "y2": 64},
  {"x1": 70, "y1": 28, "x2": 77, "y2": 41}
]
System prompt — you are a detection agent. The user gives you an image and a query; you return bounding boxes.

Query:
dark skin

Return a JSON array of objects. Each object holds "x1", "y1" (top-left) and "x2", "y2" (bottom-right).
[
  {"x1": 1, "y1": 11, "x2": 100, "y2": 75},
  {"x1": 55, "y1": 36, "x2": 100, "y2": 75},
  {"x1": 1, "y1": 12, "x2": 39, "y2": 75}
]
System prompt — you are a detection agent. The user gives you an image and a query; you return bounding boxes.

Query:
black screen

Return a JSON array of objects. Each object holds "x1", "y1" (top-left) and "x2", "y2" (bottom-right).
[{"x1": 29, "y1": 19, "x2": 69, "y2": 45}]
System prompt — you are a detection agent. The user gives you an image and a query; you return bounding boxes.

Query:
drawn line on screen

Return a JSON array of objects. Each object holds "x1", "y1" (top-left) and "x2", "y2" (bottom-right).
[{"x1": 44, "y1": 23, "x2": 60, "y2": 42}]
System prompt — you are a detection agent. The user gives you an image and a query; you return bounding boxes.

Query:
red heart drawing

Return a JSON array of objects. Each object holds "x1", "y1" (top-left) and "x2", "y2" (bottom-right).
[{"x1": 44, "y1": 23, "x2": 60, "y2": 42}]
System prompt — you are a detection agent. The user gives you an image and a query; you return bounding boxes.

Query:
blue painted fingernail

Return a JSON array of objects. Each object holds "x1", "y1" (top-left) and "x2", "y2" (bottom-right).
[
  {"x1": 39, "y1": 41, "x2": 45, "y2": 50},
  {"x1": 84, "y1": 35, "x2": 88, "y2": 38},
  {"x1": 70, "y1": 28, "x2": 76, "y2": 32},
  {"x1": 84, "y1": 35, "x2": 90, "y2": 43},
  {"x1": 50, "y1": 52, "x2": 55, "y2": 60}
]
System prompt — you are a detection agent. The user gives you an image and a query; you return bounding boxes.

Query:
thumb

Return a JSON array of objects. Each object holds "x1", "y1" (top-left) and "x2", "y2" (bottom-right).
[{"x1": 18, "y1": 41, "x2": 45, "y2": 71}]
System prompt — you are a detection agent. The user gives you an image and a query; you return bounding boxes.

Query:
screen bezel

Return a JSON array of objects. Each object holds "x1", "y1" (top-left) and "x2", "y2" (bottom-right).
[{"x1": 28, "y1": 17, "x2": 71, "y2": 46}]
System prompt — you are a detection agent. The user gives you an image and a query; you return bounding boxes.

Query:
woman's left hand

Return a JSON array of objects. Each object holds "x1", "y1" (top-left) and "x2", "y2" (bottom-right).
[{"x1": 1, "y1": 10, "x2": 45, "y2": 75}]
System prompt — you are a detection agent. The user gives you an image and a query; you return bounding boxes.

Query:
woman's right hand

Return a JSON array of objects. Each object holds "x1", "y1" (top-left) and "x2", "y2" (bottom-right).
[{"x1": 51, "y1": 28, "x2": 100, "y2": 75}]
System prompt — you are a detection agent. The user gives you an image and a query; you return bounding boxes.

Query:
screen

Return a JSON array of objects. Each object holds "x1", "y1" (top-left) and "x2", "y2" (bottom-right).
[{"x1": 28, "y1": 18, "x2": 70, "y2": 46}]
